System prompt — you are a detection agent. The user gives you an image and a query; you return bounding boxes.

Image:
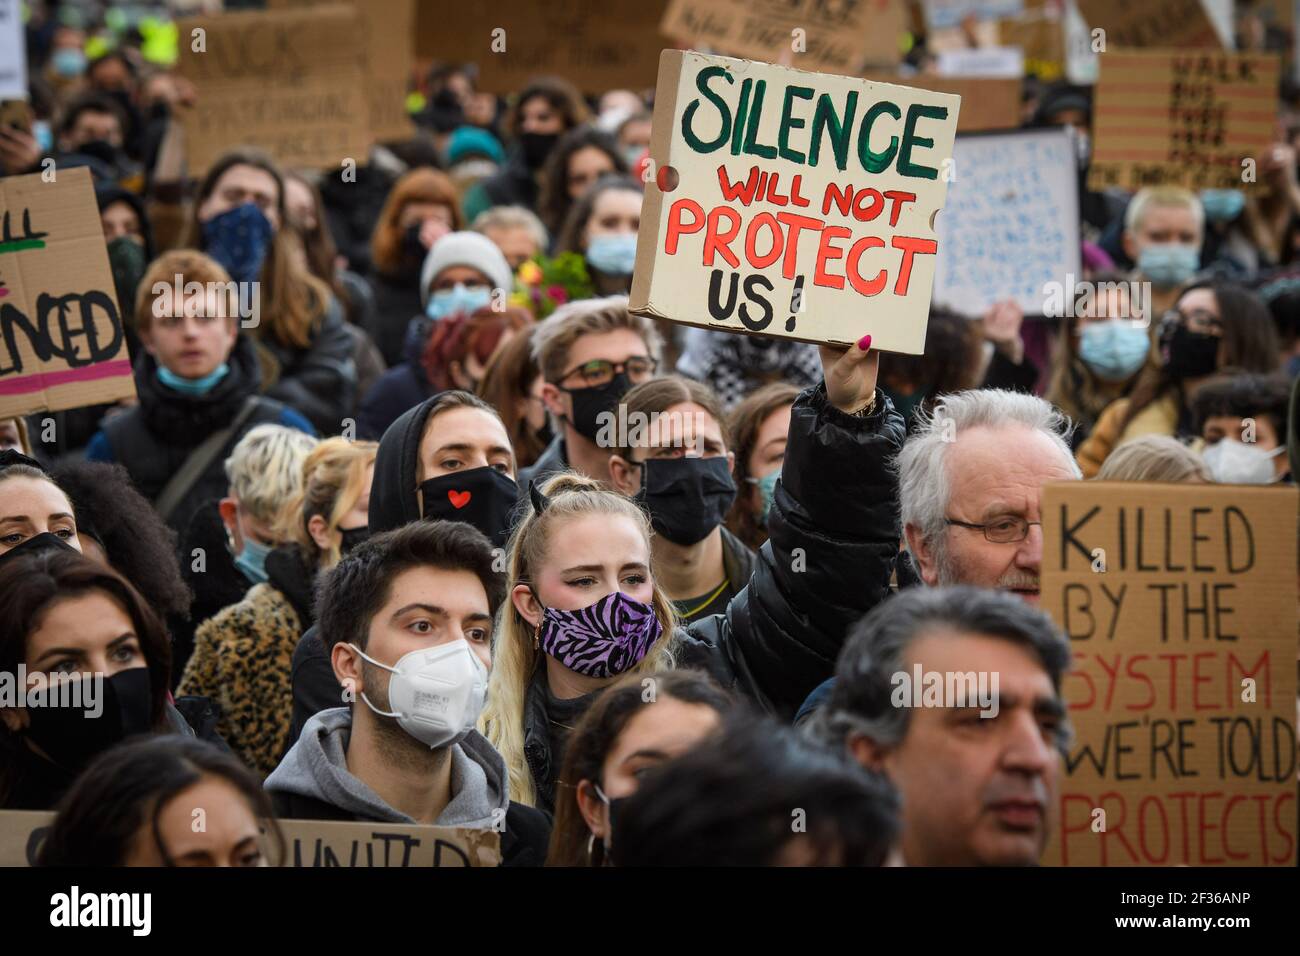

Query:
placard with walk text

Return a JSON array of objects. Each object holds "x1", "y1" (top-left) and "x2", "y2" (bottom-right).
[
  {"x1": 1089, "y1": 49, "x2": 1280, "y2": 191},
  {"x1": 0, "y1": 168, "x2": 135, "y2": 419},
  {"x1": 1041, "y1": 482, "x2": 1298, "y2": 867},
  {"x1": 630, "y1": 50, "x2": 961, "y2": 354}
]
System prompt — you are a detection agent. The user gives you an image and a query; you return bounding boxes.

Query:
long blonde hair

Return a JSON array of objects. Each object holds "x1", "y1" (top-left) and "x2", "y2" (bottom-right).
[
  {"x1": 273, "y1": 438, "x2": 377, "y2": 570},
  {"x1": 480, "y1": 470, "x2": 678, "y2": 807}
]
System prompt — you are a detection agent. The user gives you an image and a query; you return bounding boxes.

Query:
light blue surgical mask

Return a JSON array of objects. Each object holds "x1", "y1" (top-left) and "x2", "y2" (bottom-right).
[
  {"x1": 426, "y1": 282, "x2": 492, "y2": 321},
  {"x1": 1199, "y1": 189, "x2": 1245, "y2": 223},
  {"x1": 1078, "y1": 320, "x2": 1150, "y2": 382},
  {"x1": 33, "y1": 120, "x2": 53, "y2": 153},
  {"x1": 586, "y1": 233, "x2": 638, "y2": 276},
  {"x1": 233, "y1": 536, "x2": 271, "y2": 585},
  {"x1": 52, "y1": 48, "x2": 87, "y2": 78},
  {"x1": 745, "y1": 468, "x2": 780, "y2": 527},
  {"x1": 157, "y1": 363, "x2": 230, "y2": 396},
  {"x1": 1138, "y1": 243, "x2": 1200, "y2": 287}
]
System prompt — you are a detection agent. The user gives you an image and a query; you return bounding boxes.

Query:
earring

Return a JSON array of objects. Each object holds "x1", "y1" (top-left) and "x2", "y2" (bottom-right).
[{"x1": 533, "y1": 621, "x2": 540, "y2": 650}]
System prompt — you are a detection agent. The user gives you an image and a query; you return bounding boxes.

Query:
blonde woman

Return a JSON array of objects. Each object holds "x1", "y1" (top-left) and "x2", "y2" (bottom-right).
[
  {"x1": 482, "y1": 335, "x2": 906, "y2": 812},
  {"x1": 180, "y1": 437, "x2": 377, "y2": 777}
]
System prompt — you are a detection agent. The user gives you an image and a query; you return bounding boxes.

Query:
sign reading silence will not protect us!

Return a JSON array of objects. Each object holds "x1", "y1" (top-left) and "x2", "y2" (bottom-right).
[{"x1": 630, "y1": 50, "x2": 961, "y2": 355}]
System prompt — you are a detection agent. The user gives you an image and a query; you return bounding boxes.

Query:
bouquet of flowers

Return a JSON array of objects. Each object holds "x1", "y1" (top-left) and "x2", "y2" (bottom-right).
[{"x1": 511, "y1": 252, "x2": 595, "y2": 320}]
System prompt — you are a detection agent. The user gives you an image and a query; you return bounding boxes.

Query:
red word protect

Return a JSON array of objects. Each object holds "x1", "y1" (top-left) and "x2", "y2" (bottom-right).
[
  {"x1": 1058, "y1": 790, "x2": 1295, "y2": 866},
  {"x1": 664, "y1": 194, "x2": 937, "y2": 299}
]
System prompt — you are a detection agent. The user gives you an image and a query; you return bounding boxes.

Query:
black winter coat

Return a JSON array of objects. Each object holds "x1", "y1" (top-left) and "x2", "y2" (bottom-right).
[
  {"x1": 257, "y1": 296, "x2": 358, "y2": 434},
  {"x1": 524, "y1": 383, "x2": 905, "y2": 813}
]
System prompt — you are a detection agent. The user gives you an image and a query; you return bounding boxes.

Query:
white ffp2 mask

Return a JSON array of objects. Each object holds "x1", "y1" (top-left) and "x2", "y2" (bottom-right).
[{"x1": 349, "y1": 640, "x2": 488, "y2": 749}]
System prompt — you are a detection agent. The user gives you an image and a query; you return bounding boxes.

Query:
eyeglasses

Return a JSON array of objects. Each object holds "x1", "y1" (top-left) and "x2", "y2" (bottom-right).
[
  {"x1": 1160, "y1": 308, "x2": 1223, "y2": 337},
  {"x1": 945, "y1": 516, "x2": 1041, "y2": 544},
  {"x1": 558, "y1": 356, "x2": 658, "y2": 389}
]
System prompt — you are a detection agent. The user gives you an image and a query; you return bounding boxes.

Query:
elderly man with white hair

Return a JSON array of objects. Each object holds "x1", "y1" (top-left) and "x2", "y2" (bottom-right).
[
  {"x1": 896, "y1": 389, "x2": 1082, "y2": 605},
  {"x1": 794, "y1": 389, "x2": 1080, "y2": 726}
]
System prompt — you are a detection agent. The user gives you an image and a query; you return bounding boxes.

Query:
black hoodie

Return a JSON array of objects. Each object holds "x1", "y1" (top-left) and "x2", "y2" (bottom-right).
[{"x1": 288, "y1": 394, "x2": 443, "y2": 742}]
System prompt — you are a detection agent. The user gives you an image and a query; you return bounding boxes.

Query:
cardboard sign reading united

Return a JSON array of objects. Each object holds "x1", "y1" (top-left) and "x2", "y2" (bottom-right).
[
  {"x1": 0, "y1": 812, "x2": 501, "y2": 867},
  {"x1": 1088, "y1": 50, "x2": 1281, "y2": 191},
  {"x1": 1041, "y1": 482, "x2": 1298, "y2": 867},
  {"x1": 661, "y1": 0, "x2": 908, "y2": 73},
  {"x1": 0, "y1": 168, "x2": 135, "y2": 418},
  {"x1": 176, "y1": 5, "x2": 373, "y2": 174},
  {"x1": 631, "y1": 51, "x2": 961, "y2": 354}
]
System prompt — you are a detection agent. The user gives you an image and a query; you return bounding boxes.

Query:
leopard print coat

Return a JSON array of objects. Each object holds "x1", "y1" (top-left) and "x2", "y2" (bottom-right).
[{"x1": 178, "y1": 584, "x2": 303, "y2": 778}]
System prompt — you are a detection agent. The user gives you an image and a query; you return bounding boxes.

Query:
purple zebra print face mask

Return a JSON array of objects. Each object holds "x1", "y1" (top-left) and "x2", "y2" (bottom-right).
[{"x1": 536, "y1": 590, "x2": 664, "y2": 678}]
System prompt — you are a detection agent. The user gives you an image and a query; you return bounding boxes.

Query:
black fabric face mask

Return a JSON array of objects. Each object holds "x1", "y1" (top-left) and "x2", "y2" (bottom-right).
[
  {"x1": 563, "y1": 373, "x2": 632, "y2": 444},
  {"x1": 339, "y1": 525, "x2": 370, "y2": 555},
  {"x1": 636, "y1": 456, "x2": 737, "y2": 546},
  {"x1": 420, "y1": 466, "x2": 519, "y2": 548},
  {"x1": 24, "y1": 667, "x2": 155, "y2": 773},
  {"x1": 401, "y1": 223, "x2": 425, "y2": 270},
  {"x1": 519, "y1": 131, "x2": 559, "y2": 170},
  {"x1": 1164, "y1": 324, "x2": 1220, "y2": 380}
]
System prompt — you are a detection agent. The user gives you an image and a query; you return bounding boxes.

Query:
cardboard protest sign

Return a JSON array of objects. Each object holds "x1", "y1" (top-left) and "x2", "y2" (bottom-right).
[
  {"x1": 631, "y1": 51, "x2": 961, "y2": 355},
  {"x1": 176, "y1": 5, "x2": 373, "y2": 174},
  {"x1": 933, "y1": 127, "x2": 1080, "y2": 316},
  {"x1": 661, "y1": 0, "x2": 909, "y2": 73},
  {"x1": 1088, "y1": 50, "x2": 1281, "y2": 191},
  {"x1": 0, "y1": 169, "x2": 136, "y2": 419},
  {"x1": 924, "y1": 0, "x2": 1026, "y2": 30},
  {"x1": 267, "y1": 0, "x2": 414, "y2": 143},
  {"x1": 0, "y1": 0, "x2": 26, "y2": 101},
  {"x1": 998, "y1": 9, "x2": 1066, "y2": 80},
  {"x1": 1041, "y1": 482, "x2": 1298, "y2": 866},
  {"x1": 936, "y1": 47, "x2": 1026, "y2": 77},
  {"x1": 1076, "y1": 0, "x2": 1223, "y2": 48},
  {"x1": 417, "y1": 0, "x2": 669, "y2": 95},
  {"x1": 866, "y1": 75, "x2": 1020, "y2": 132},
  {"x1": 270, "y1": 818, "x2": 502, "y2": 867},
  {"x1": 0, "y1": 812, "x2": 502, "y2": 867}
]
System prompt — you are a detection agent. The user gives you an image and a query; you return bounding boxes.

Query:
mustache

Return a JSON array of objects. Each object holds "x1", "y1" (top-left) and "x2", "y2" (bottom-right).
[
  {"x1": 995, "y1": 571, "x2": 1039, "y2": 591},
  {"x1": 982, "y1": 774, "x2": 1050, "y2": 810}
]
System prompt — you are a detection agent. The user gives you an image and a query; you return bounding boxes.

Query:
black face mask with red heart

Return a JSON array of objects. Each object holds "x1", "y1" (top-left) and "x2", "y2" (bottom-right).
[{"x1": 419, "y1": 466, "x2": 518, "y2": 548}]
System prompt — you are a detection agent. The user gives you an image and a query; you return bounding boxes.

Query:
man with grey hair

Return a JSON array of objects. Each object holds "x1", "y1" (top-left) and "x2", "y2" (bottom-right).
[
  {"x1": 812, "y1": 586, "x2": 1071, "y2": 866},
  {"x1": 897, "y1": 388, "x2": 1081, "y2": 605}
]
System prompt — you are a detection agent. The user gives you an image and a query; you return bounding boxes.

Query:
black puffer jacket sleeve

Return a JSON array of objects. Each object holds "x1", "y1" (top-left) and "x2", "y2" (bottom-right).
[
  {"x1": 263, "y1": 297, "x2": 358, "y2": 434},
  {"x1": 682, "y1": 382, "x2": 904, "y2": 718}
]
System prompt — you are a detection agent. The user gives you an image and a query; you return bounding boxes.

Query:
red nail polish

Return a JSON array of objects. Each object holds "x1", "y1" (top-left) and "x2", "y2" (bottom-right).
[{"x1": 858, "y1": 334, "x2": 872, "y2": 351}]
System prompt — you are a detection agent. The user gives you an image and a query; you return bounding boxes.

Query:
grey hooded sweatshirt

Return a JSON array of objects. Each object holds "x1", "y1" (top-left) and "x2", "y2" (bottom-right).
[{"x1": 265, "y1": 707, "x2": 509, "y2": 829}]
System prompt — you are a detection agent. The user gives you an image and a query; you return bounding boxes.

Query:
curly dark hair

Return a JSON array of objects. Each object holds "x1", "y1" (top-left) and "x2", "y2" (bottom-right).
[{"x1": 49, "y1": 460, "x2": 192, "y2": 619}]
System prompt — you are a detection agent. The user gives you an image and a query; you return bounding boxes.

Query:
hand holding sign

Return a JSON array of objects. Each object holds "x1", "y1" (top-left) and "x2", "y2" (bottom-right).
[{"x1": 820, "y1": 334, "x2": 879, "y2": 414}]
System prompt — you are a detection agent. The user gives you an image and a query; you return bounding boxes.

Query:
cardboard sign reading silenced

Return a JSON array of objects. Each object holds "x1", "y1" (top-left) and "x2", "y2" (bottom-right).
[
  {"x1": 630, "y1": 51, "x2": 961, "y2": 354},
  {"x1": 1041, "y1": 482, "x2": 1298, "y2": 867},
  {"x1": 0, "y1": 168, "x2": 135, "y2": 419}
]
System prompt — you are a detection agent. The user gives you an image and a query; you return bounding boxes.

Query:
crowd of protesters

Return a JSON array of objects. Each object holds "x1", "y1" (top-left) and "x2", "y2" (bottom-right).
[{"x1": 0, "y1": 1, "x2": 1297, "y2": 869}]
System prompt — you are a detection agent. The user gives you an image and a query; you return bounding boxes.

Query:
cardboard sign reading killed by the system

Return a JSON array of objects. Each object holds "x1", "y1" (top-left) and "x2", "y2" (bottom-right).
[
  {"x1": 176, "y1": 5, "x2": 373, "y2": 174},
  {"x1": 0, "y1": 168, "x2": 135, "y2": 419},
  {"x1": 417, "y1": 0, "x2": 668, "y2": 95},
  {"x1": 661, "y1": 0, "x2": 909, "y2": 73},
  {"x1": 630, "y1": 51, "x2": 961, "y2": 355},
  {"x1": 267, "y1": 0, "x2": 414, "y2": 143},
  {"x1": 1040, "y1": 482, "x2": 1298, "y2": 867},
  {"x1": 0, "y1": 812, "x2": 501, "y2": 867},
  {"x1": 1088, "y1": 50, "x2": 1281, "y2": 191}
]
